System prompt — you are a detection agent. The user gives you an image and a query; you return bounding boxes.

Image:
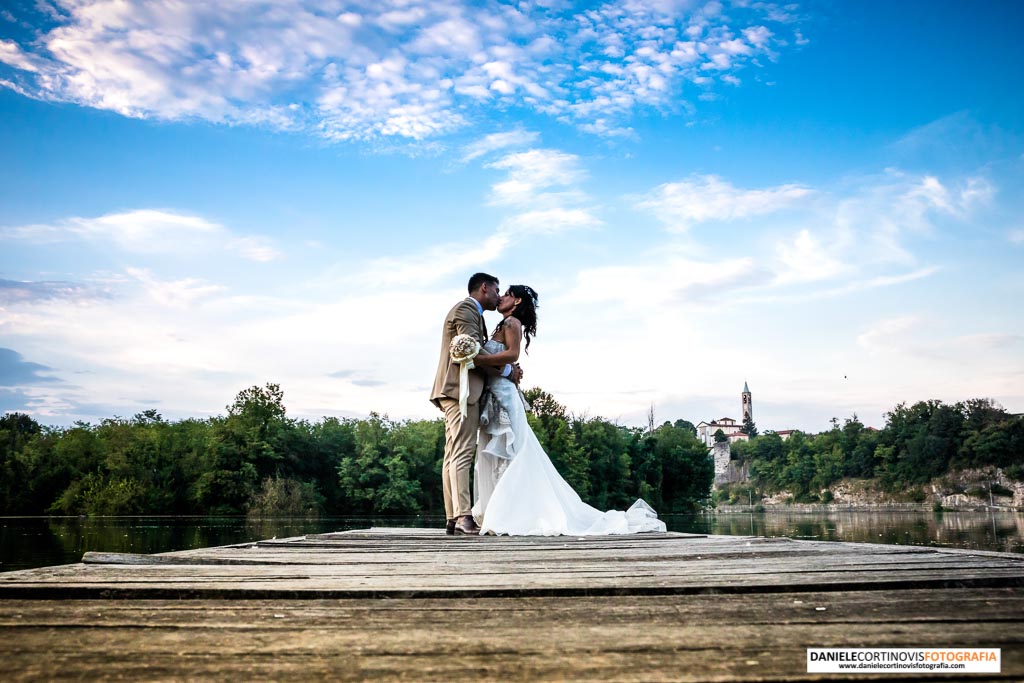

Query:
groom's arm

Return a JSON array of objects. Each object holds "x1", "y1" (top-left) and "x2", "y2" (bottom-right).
[{"x1": 451, "y1": 303, "x2": 513, "y2": 381}]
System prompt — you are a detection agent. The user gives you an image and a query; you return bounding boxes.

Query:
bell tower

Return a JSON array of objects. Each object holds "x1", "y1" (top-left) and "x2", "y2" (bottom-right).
[{"x1": 742, "y1": 381, "x2": 752, "y2": 423}]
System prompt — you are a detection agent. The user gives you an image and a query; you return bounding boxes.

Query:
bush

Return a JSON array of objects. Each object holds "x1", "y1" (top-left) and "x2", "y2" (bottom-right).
[
  {"x1": 48, "y1": 473, "x2": 147, "y2": 515},
  {"x1": 905, "y1": 488, "x2": 927, "y2": 503},
  {"x1": 713, "y1": 483, "x2": 761, "y2": 506},
  {"x1": 991, "y1": 483, "x2": 1013, "y2": 497},
  {"x1": 247, "y1": 476, "x2": 324, "y2": 518}
]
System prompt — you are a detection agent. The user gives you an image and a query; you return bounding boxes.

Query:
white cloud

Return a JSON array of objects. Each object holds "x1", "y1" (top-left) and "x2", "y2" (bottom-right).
[
  {"x1": 346, "y1": 233, "x2": 513, "y2": 288},
  {"x1": 774, "y1": 229, "x2": 846, "y2": 284},
  {"x1": 0, "y1": 0, "x2": 805, "y2": 141},
  {"x1": 834, "y1": 170, "x2": 994, "y2": 265},
  {"x1": 952, "y1": 333, "x2": 1024, "y2": 350},
  {"x1": 743, "y1": 26, "x2": 772, "y2": 47},
  {"x1": 229, "y1": 236, "x2": 283, "y2": 263},
  {"x1": 636, "y1": 174, "x2": 812, "y2": 231},
  {"x1": 481, "y1": 147, "x2": 601, "y2": 239},
  {"x1": 460, "y1": 129, "x2": 539, "y2": 162},
  {"x1": 736, "y1": 267, "x2": 941, "y2": 306},
  {"x1": 126, "y1": 268, "x2": 227, "y2": 309},
  {"x1": 566, "y1": 254, "x2": 761, "y2": 310},
  {"x1": 486, "y1": 149, "x2": 586, "y2": 206},
  {"x1": 499, "y1": 208, "x2": 601, "y2": 235},
  {"x1": 1009, "y1": 229, "x2": 1024, "y2": 245},
  {"x1": 1, "y1": 209, "x2": 279, "y2": 262},
  {"x1": 857, "y1": 316, "x2": 921, "y2": 354},
  {"x1": 0, "y1": 39, "x2": 40, "y2": 72}
]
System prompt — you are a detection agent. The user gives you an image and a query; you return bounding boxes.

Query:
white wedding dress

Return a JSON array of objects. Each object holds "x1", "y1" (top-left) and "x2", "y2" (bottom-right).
[{"x1": 472, "y1": 340, "x2": 667, "y2": 536}]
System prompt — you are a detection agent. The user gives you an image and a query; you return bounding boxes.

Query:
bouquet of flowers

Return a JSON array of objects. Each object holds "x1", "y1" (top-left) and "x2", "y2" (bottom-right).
[{"x1": 450, "y1": 334, "x2": 481, "y2": 418}]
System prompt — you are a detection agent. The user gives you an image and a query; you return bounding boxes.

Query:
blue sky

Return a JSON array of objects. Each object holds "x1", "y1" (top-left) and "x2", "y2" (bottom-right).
[{"x1": 1, "y1": 0, "x2": 1022, "y2": 431}]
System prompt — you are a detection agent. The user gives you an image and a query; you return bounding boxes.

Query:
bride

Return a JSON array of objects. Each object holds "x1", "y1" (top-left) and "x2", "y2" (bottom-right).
[{"x1": 470, "y1": 285, "x2": 666, "y2": 536}]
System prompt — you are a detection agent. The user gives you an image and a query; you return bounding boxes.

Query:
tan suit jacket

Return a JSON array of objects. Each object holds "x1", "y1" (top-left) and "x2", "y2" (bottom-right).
[{"x1": 431, "y1": 297, "x2": 491, "y2": 409}]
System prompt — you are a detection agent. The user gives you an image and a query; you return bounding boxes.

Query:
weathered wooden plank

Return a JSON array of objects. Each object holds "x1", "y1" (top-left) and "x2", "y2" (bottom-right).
[
  {"x1": 16, "y1": 552, "x2": 1024, "y2": 578},
  {"x1": 3, "y1": 529, "x2": 1022, "y2": 680},
  {"x1": 1, "y1": 590, "x2": 1020, "y2": 681},
  {"x1": 4, "y1": 569, "x2": 1024, "y2": 601},
  {"x1": 82, "y1": 551, "x2": 289, "y2": 566},
  {"x1": 2, "y1": 528, "x2": 1021, "y2": 601},
  {"x1": 73, "y1": 555, "x2": 1024, "y2": 579}
]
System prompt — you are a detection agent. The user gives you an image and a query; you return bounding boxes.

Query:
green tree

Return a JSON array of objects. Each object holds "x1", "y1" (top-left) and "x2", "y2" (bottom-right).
[
  {"x1": 306, "y1": 417, "x2": 357, "y2": 512},
  {"x1": 388, "y1": 418, "x2": 446, "y2": 513},
  {"x1": 652, "y1": 422, "x2": 714, "y2": 511},
  {"x1": 627, "y1": 428, "x2": 661, "y2": 508},
  {"x1": 672, "y1": 419, "x2": 697, "y2": 436},
  {"x1": 337, "y1": 413, "x2": 423, "y2": 514},
  {"x1": 574, "y1": 418, "x2": 632, "y2": 509},
  {"x1": 746, "y1": 431, "x2": 787, "y2": 489},
  {"x1": 780, "y1": 431, "x2": 817, "y2": 500},
  {"x1": 192, "y1": 384, "x2": 294, "y2": 513},
  {"x1": 0, "y1": 412, "x2": 40, "y2": 513}
]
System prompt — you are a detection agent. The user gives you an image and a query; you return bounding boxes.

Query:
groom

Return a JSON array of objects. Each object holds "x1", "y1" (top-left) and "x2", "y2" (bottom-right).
[{"x1": 431, "y1": 272, "x2": 522, "y2": 536}]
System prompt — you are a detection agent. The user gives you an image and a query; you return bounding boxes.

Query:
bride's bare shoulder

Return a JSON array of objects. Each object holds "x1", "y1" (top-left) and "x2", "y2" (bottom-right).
[{"x1": 503, "y1": 317, "x2": 523, "y2": 333}]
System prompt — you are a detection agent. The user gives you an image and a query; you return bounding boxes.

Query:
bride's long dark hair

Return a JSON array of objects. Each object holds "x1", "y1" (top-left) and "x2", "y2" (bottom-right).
[{"x1": 500, "y1": 284, "x2": 539, "y2": 352}]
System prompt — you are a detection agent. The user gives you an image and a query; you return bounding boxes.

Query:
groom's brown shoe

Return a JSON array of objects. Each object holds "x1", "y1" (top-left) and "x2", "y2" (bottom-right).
[
  {"x1": 453, "y1": 515, "x2": 480, "y2": 535},
  {"x1": 445, "y1": 519, "x2": 456, "y2": 535}
]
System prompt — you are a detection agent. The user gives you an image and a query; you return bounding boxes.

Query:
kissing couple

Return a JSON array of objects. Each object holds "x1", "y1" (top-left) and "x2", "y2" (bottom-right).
[{"x1": 430, "y1": 272, "x2": 666, "y2": 536}]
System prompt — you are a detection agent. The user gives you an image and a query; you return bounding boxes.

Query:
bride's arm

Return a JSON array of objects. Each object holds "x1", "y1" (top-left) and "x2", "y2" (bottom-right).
[{"x1": 473, "y1": 317, "x2": 523, "y2": 366}]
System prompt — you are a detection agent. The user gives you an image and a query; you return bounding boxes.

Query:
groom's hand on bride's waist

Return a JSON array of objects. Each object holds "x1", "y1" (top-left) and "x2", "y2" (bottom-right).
[{"x1": 510, "y1": 364, "x2": 524, "y2": 384}]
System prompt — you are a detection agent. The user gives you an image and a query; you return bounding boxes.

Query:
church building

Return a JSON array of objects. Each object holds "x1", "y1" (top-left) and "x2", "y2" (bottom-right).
[
  {"x1": 699, "y1": 382, "x2": 754, "y2": 484},
  {"x1": 697, "y1": 382, "x2": 753, "y2": 448}
]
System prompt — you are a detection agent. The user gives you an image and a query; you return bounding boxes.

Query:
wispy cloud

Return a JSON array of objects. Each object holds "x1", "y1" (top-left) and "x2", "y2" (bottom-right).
[
  {"x1": 774, "y1": 229, "x2": 847, "y2": 284},
  {"x1": 483, "y1": 147, "x2": 602, "y2": 238},
  {"x1": 1, "y1": 209, "x2": 280, "y2": 261},
  {"x1": 460, "y1": 129, "x2": 539, "y2": 162},
  {"x1": 487, "y1": 149, "x2": 587, "y2": 207},
  {"x1": 835, "y1": 170, "x2": 994, "y2": 265},
  {"x1": 346, "y1": 233, "x2": 513, "y2": 288},
  {"x1": 125, "y1": 268, "x2": 227, "y2": 310},
  {"x1": 0, "y1": 278, "x2": 108, "y2": 304},
  {"x1": 328, "y1": 369, "x2": 386, "y2": 388},
  {"x1": 856, "y1": 316, "x2": 921, "y2": 354},
  {"x1": 567, "y1": 254, "x2": 764, "y2": 309},
  {"x1": 889, "y1": 111, "x2": 1022, "y2": 171},
  {"x1": 737, "y1": 266, "x2": 942, "y2": 305},
  {"x1": 0, "y1": 1, "x2": 805, "y2": 141},
  {"x1": 340, "y1": 146, "x2": 602, "y2": 289},
  {"x1": 499, "y1": 208, "x2": 601, "y2": 236},
  {"x1": 636, "y1": 174, "x2": 813, "y2": 231}
]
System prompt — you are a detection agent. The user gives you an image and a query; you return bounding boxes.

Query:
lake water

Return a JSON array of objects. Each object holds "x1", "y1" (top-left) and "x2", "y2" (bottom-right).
[{"x1": 2, "y1": 510, "x2": 1022, "y2": 572}]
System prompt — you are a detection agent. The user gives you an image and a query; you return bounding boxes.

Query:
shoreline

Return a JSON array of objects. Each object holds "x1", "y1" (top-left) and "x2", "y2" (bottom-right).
[{"x1": 711, "y1": 503, "x2": 1024, "y2": 513}]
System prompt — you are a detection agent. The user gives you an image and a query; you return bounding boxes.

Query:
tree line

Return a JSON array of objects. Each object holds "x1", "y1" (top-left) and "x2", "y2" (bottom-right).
[
  {"x1": 727, "y1": 398, "x2": 1024, "y2": 503},
  {"x1": 0, "y1": 384, "x2": 714, "y2": 517}
]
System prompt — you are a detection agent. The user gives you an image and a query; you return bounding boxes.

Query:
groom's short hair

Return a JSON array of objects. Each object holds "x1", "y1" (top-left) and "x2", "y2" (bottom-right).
[{"x1": 468, "y1": 272, "x2": 499, "y2": 294}]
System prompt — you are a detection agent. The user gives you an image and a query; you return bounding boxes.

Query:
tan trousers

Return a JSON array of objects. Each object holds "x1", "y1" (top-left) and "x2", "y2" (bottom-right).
[{"x1": 438, "y1": 397, "x2": 479, "y2": 519}]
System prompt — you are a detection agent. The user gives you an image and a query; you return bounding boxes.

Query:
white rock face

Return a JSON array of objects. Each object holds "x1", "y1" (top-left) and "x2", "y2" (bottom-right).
[{"x1": 712, "y1": 441, "x2": 731, "y2": 476}]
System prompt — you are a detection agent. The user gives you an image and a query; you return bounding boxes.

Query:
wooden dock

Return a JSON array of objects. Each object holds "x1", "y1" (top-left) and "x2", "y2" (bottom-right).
[{"x1": 1, "y1": 528, "x2": 1022, "y2": 680}]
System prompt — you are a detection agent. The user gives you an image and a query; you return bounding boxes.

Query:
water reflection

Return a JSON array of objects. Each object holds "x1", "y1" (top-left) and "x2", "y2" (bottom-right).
[
  {"x1": 0, "y1": 516, "x2": 438, "y2": 572},
  {"x1": 663, "y1": 510, "x2": 1024, "y2": 554},
  {"x1": 1, "y1": 510, "x2": 1021, "y2": 572}
]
